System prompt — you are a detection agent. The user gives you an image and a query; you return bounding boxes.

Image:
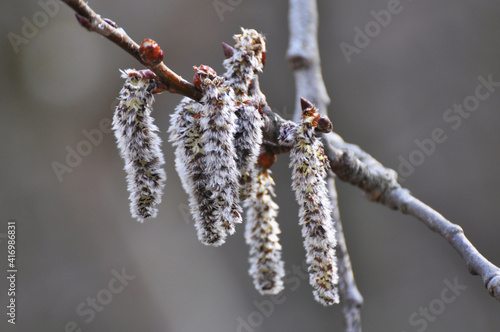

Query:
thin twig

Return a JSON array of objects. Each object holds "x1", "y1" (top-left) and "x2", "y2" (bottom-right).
[
  {"x1": 61, "y1": 0, "x2": 201, "y2": 100},
  {"x1": 287, "y1": 0, "x2": 363, "y2": 330},
  {"x1": 327, "y1": 177, "x2": 363, "y2": 332}
]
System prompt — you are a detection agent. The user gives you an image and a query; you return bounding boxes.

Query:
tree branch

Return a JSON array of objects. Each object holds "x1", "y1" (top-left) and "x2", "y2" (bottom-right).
[
  {"x1": 323, "y1": 135, "x2": 500, "y2": 302},
  {"x1": 327, "y1": 176, "x2": 363, "y2": 332},
  {"x1": 61, "y1": 0, "x2": 202, "y2": 100},
  {"x1": 61, "y1": 0, "x2": 500, "y2": 312},
  {"x1": 286, "y1": 0, "x2": 330, "y2": 123},
  {"x1": 287, "y1": 0, "x2": 363, "y2": 330}
]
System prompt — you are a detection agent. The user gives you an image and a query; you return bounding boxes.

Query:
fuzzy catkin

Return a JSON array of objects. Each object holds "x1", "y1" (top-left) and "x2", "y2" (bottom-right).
[
  {"x1": 245, "y1": 166, "x2": 285, "y2": 295},
  {"x1": 223, "y1": 28, "x2": 266, "y2": 203},
  {"x1": 279, "y1": 109, "x2": 339, "y2": 306},
  {"x1": 170, "y1": 66, "x2": 242, "y2": 246},
  {"x1": 169, "y1": 98, "x2": 200, "y2": 196},
  {"x1": 112, "y1": 69, "x2": 166, "y2": 222},
  {"x1": 197, "y1": 67, "x2": 242, "y2": 238},
  {"x1": 169, "y1": 97, "x2": 225, "y2": 245},
  {"x1": 223, "y1": 28, "x2": 266, "y2": 98}
]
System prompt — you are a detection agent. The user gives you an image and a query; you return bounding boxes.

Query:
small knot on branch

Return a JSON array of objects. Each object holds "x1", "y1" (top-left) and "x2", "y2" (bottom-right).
[
  {"x1": 444, "y1": 224, "x2": 464, "y2": 241},
  {"x1": 486, "y1": 275, "x2": 500, "y2": 301},
  {"x1": 286, "y1": 53, "x2": 313, "y2": 70}
]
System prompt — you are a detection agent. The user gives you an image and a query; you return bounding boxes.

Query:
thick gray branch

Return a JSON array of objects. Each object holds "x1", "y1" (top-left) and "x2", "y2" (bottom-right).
[
  {"x1": 287, "y1": 0, "x2": 330, "y2": 122},
  {"x1": 323, "y1": 134, "x2": 500, "y2": 302}
]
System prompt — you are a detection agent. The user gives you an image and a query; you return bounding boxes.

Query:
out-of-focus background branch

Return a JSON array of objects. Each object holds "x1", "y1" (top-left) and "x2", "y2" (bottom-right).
[
  {"x1": 287, "y1": 0, "x2": 363, "y2": 330},
  {"x1": 1, "y1": 1, "x2": 499, "y2": 331}
]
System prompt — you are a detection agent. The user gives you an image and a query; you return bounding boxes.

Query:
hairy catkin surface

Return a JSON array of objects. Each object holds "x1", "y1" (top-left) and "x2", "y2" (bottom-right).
[
  {"x1": 280, "y1": 115, "x2": 339, "y2": 306},
  {"x1": 113, "y1": 69, "x2": 166, "y2": 222},
  {"x1": 169, "y1": 97, "x2": 225, "y2": 245},
  {"x1": 223, "y1": 28, "x2": 266, "y2": 203},
  {"x1": 170, "y1": 66, "x2": 242, "y2": 246},
  {"x1": 245, "y1": 167, "x2": 285, "y2": 295},
  {"x1": 198, "y1": 68, "x2": 242, "y2": 239}
]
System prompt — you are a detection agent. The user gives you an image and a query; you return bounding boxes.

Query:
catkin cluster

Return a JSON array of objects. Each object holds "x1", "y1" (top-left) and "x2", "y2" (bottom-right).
[
  {"x1": 111, "y1": 28, "x2": 338, "y2": 306},
  {"x1": 169, "y1": 29, "x2": 287, "y2": 295},
  {"x1": 112, "y1": 69, "x2": 166, "y2": 222},
  {"x1": 279, "y1": 102, "x2": 339, "y2": 306},
  {"x1": 170, "y1": 28, "x2": 267, "y2": 246}
]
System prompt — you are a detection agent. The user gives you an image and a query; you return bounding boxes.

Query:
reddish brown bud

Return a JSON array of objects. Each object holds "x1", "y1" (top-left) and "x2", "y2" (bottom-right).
[
  {"x1": 299, "y1": 98, "x2": 332, "y2": 132},
  {"x1": 140, "y1": 69, "x2": 158, "y2": 80},
  {"x1": 300, "y1": 97, "x2": 314, "y2": 111},
  {"x1": 193, "y1": 67, "x2": 202, "y2": 90},
  {"x1": 257, "y1": 147, "x2": 277, "y2": 170},
  {"x1": 75, "y1": 13, "x2": 92, "y2": 30},
  {"x1": 140, "y1": 38, "x2": 164, "y2": 66},
  {"x1": 222, "y1": 42, "x2": 235, "y2": 59},
  {"x1": 192, "y1": 65, "x2": 217, "y2": 90},
  {"x1": 317, "y1": 117, "x2": 333, "y2": 133},
  {"x1": 139, "y1": 70, "x2": 167, "y2": 94}
]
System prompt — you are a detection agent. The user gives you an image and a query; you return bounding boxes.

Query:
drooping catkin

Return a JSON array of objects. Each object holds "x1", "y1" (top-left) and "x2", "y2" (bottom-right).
[
  {"x1": 245, "y1": 149, "x2": 285, "y2": 295},
  {"x1": 168, "y1": 97, "x2": 200, "y2": 196},
  {"x1": 279, "y1": 101, "x2": 339, "y2": 306},
  {"x1": 223, "y1": 28, "x2": 266, "y2": 100},
  {"x1": 170, "y1": 65, "x2": 242, "y2": 246},
  {"x1": 197, "y1": 65, "x2": 242, "y2": 237},
  {"x1": 112, "y1": 69, "x2": 166, "y2": 222},
  {"x1": 223, "y1": 28, "x2": 266, "y2": 203},
  {"x1": 169, "y1": 97, "x2": 225, "y2": 245}
]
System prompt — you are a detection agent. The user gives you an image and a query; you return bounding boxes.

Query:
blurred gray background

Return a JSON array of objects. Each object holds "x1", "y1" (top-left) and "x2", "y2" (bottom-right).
[{"x1": 1, "y1": 0, "x2": 500, "y2": 331}]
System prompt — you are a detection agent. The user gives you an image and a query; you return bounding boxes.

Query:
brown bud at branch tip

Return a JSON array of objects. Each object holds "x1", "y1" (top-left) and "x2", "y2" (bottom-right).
[{"x1": 140, "y1": 38, "x2": 164, "y2": 66}]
